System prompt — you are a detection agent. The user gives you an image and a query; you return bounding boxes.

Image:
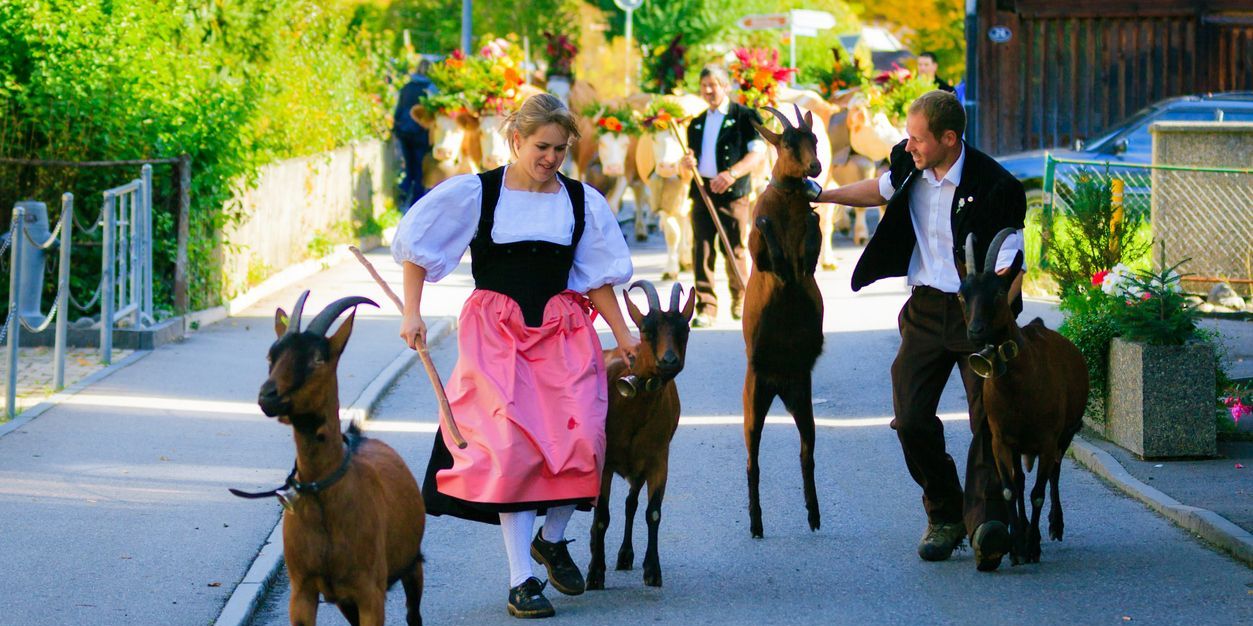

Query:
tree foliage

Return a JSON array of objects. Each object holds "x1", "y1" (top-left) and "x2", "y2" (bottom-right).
[{"x1": 848, "y1": 0, "x2": 966, "y2": 81}]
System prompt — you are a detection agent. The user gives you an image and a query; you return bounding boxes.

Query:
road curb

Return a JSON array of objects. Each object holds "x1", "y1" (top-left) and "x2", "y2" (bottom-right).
[
  {"x1": 1070, "y1": 436, "x2": 1253, "y2": 567},
  {"x1": 212, "y1": 317, "x2": 456, "y2": 626},
  {"x1": 0, "y1": 349, "x2": 152, "y2": 440}
]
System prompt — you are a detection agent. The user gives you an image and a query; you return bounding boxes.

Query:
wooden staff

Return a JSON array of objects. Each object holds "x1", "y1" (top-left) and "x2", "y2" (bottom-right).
[
  {"x1": 349, "y1": 246, "x2": 467, "y2": 449},
  {"x1": 666, "y1": 122, "x2": 747, "y2": 291}
]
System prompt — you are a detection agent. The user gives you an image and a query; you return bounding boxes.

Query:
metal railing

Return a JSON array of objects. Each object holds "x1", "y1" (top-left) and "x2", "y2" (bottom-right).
[
  {"x1": 1034, "y1": 154, "x2": 1253, "y2": 291},
  {"x1": 4, "y1": 194, "x2": 73, "y2": 418},
  {"x1": 99, "y1": 165, "x2": 155, "y2": 360}
]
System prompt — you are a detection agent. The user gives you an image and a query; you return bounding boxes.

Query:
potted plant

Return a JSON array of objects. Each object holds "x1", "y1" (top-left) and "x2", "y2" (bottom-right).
[{"x1": 1099, "y1": 253, "x2": 1217, "y2": 458}]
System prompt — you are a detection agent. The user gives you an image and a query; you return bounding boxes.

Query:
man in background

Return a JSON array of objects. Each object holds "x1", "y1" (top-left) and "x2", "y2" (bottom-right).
[
  {"x1": 917, "y1": 52, "x2": 955, "y2": 93},
  {"x1": 393, "y1": 59, "x2": 434, "y2": 212}
]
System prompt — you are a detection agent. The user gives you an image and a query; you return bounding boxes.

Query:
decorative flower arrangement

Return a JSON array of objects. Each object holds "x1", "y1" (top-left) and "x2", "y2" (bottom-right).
[
  {"x1": 582, "y1": 104, "x2": 642, "y2": 137},
  {"x1": 1098, "y1": 255, "x2": 1197, "y2": 346},
  {"x1": 814, "y1": 44, "x2": 872, "y2": 100},
  {"x1": 862, "y1": 63, "x2": 937, "y2": 126},
  {"x1": 420, "y1": 43, "x2": 526, "y2": 117},
  {"x1": 640, "y1": 100, "x2": 687, "y2": 133},
  {"x1": 728, "y1": 47, "x2": 795, "y2": 110},
  {"x1": 542, "y1": 31, "x2": 578, "y2": 79},
  {"x1": 650, "y1": 34, "x2": 687, "y2": 94}
]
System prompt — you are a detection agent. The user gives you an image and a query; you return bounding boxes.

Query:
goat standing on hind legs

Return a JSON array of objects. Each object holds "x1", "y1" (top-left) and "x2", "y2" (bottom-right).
[
  {"x1": 957, "y1": 231, "x2": 1088, "y2": 565},
  {"x1": 587, "y1": 281, "x2": 695, "y2": 590},
  {"x1": 255, "y1": 291, "x2": 425, "y2": 626},
  {"x1": 742, "y1": 105, "x2": 826, "y2": 538}
]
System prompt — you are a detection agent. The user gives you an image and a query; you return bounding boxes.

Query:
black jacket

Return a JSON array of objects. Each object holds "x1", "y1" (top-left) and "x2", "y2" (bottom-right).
[
  {"x1": 851, "y1": 140, "x2": 1026, "y2": 294},
  {"x1": 687, "y1": 101, "x2": 763, "y2": 201}
]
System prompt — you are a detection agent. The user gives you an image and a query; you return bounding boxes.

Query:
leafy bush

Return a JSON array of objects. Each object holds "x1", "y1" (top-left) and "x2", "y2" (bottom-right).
[
  {"x1": 1045, "y1": 170, "x2": 1152, "y2": 297},
  {"x1": 0, "y1": 0, "x2": 397, "y2": 312},
  {"x1": 1099, "y1": 255, "x2": 1197, "y2": 346}
]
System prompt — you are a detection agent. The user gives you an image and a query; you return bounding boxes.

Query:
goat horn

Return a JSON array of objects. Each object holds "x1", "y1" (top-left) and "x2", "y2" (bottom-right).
[
  {"x1": 792, "y1": 103, "x2": 809, "y2": 131},
  {"x1": 627, "y1": 280, "x2": 661, "y2": 313},
  {"x1": 965, "y1": 233, "x2": 977, "y2": 277},
  {"x1": 762, "y1": 106, "x2": 793, "y2": 131},
  {"x1": 287, "y1": 290, "x2": 311, "y2": 335},
  {"x1": 669, "y1": 282, "x2": 683, "y2": 312},
  {"x1": 305, "y1": 296, "x2": 380, "y2": 337},
  {"x1": 983, "y1": 228, "x2": 1016, "y2": 275}
]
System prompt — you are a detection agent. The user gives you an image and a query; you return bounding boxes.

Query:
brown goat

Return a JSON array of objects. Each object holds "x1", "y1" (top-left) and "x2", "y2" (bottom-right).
[
  {"x1": 256, "y1": 291, "x2": 426, "y2": 625},
  {"x1": 741, "y1": 106, "x2": 826, "y2": 538},
  {"x1": 957, "y1": 231, "x2": 1089, "y2": 565},
  {"x1": 587, "y1": 281, "x2": 695, "y2": 589}
]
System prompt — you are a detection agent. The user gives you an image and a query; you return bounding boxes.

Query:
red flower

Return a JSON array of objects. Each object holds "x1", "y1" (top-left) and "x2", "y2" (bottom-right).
[
  {"x1": 1141, "y1": 292, "x2": 1152, "y2": 300},
  {"x1": 1092, "y1": 270, "x2": 1110, "y2": 286}
]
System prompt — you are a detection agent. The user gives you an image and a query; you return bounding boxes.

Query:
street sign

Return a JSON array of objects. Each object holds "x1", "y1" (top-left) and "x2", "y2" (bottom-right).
[
  {"x1": 988, "y1": 25, "x2": 1013, "y2": 43},
  {"x1": 613, "y1": 0, "x2": 642, "y2": 10},
  {"x1": 789, "y1": 9, "x2": 837, "y2": 31},
  {"x1": 737, "y1": 13, "x2": 789, "y2": 31}
]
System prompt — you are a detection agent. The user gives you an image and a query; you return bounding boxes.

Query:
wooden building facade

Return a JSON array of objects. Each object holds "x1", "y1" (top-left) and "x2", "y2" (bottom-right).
[{"x1": 969, "y1": 0, "x2": 1253, "y2": 155}]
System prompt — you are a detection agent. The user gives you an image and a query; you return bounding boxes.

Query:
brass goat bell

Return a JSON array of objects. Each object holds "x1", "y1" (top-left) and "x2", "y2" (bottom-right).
[
  {"x1": 615, "y1": 374, "x2": 662, "y2": 398},
  {"x1": 968, "y1": 346, "x2": 1006, "y2": 379},
  {"x1": 275, "y1": 486, "x2": 301, "y2": 511}
]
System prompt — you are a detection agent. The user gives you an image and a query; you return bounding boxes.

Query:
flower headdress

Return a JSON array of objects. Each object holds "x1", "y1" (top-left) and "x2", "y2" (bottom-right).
[
  {"x1": 640, "y1": 100, "x2": 687, "y2": 133},
  {"x1": 542, "y1": 31, "x2": 578, "y2": 79},
  {"x1": 728, "y1": 47, "x2": 796, "y2": 109},
  {"x1": 582, "y1": 104, "x2": 642, "y2": 137}
]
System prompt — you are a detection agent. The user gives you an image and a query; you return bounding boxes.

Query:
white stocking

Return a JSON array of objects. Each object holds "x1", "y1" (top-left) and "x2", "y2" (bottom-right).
[
  {"x1": 542, "y1": 505, "x2": 576, "y2": 543},
  {"x1": 500, "y1": 510, "x2": 537, "y2": 587}
]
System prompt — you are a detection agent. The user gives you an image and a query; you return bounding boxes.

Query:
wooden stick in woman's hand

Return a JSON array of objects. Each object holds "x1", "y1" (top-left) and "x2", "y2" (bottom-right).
[{"x1": 349, "y1": 246, "x2": 467, "y2": 449}]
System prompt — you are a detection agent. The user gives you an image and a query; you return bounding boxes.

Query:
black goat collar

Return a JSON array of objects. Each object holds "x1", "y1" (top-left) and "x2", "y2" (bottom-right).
[
  {"x1": 969, "y1": 340, "x2": 1020, "y2": 379},
  {"x1": 228, "y1": 428, "x2": 363, "y2": 507},
  {"x1": 768, "y1": 177, "x2": 808, "y2": 193}
]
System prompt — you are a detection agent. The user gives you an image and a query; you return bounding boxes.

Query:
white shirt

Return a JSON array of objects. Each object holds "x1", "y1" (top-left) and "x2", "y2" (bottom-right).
[
  {"x1": 877, "y1": 143, "x2": 1023, "y2": 293},
  {"x1": 391, "y1": 168, "x2": 633, "y2": 293},
  {"x1": 697, "y1": 99, "x2": 766, "y2": 179}
]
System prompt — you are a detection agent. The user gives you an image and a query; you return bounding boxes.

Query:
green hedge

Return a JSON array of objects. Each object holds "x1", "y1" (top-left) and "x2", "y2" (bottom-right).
[{"x1": 0, "y1": 0, "x2": 397, "y2": 312}]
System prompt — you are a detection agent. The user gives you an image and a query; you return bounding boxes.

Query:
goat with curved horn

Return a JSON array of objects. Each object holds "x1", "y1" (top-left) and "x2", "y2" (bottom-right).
[
  {"x1": 287, "y1": 290, "x2": 311, "y2": 335},
  {"x1": 306, "y1": 296, "x2": 380, "y2": 337},
  {"x1": 966, "y1": 233, "x2": 978, "y2": 277},
  {"x1": 629, "y1": 280, "x2": 661, "y2": 313},
  {"x1": 984, "y1": 228, "x2": 1016, "y2": 275},
  {"x1": 792, "y1": 103, "x2": 810, "y2": 131}
]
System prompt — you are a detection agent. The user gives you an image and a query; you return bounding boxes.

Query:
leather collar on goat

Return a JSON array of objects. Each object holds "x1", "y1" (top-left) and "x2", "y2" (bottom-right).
[
  {"x1": 969, "y1": 340, "x2": 1020, "y2": 379},
  {"x1": 767, "y1": 177, "x2": 809, "y2": 194},
  {"x1": 228, "y1": 428, "x2": 363, "y2": 507}
]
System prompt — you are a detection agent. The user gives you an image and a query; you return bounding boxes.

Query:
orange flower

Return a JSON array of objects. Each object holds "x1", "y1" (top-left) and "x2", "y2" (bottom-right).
[
  {"x1": 503, "y1": 66, "x2": 522, "y2": 86},
  {"x1": 604, "y1": 116, "x2": 623, "y2": 132}
]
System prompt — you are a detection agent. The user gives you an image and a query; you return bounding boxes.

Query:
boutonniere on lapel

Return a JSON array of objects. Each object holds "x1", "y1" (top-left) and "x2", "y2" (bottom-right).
[{"x1": 957, "y1": 195, "x2": 974, "y2": 216}]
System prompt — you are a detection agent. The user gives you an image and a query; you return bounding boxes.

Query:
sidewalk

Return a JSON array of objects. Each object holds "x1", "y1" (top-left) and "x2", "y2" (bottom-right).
[
  {"x1": 0, "y1": 242, "x2": 1247, "y2": 626},
  {"x1": 0, "y1": 247, "x2": 457, "y2": 626}
]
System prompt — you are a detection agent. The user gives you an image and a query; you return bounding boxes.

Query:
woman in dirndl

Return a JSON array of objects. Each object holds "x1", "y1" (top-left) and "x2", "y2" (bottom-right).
[{"x1": 392, "y1": 93, "x2": 638, "y2": 619}]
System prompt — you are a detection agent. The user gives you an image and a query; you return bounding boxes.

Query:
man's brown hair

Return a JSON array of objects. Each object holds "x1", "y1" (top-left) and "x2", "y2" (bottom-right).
[{"x1": 908, "y1": 90, "x2": 965, "y2": 140}]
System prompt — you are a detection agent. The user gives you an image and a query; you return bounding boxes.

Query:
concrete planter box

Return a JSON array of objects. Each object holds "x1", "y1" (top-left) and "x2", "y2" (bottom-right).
[{"x1": 1107, "y1": 337, "x2": 1216, "y2": 459}]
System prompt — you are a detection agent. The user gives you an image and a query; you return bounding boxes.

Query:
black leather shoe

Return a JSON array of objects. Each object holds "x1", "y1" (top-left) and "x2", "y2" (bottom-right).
[
  {"x1": 507, "y1": 577, "x2": 555, "y2": 619},
  {"x1": 531, "y1": 532, "x2": 585, "y2": 595},
  {"x1": 917, "y1": 521, "x2": 965, "y2": 562},
  {"x1": 972, "y1": 520, "x2": 1011, "y2": 572}
]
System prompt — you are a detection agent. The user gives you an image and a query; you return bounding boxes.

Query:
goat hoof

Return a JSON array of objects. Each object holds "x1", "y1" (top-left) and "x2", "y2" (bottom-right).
[
  {"x1": 643, "y1": 568, "x2": 662, "y2": 587},
  {"x1": 635, "y1": 234, "x2": 648, "y2": 242},
  {"x1": 750, "y1": 522, "x2": 764, "y2": 539},
  {"x1": 1050, "y1": 525, "x2": 1064, "y2": 542},
  {"x1": 808, "y1": 512, "x2": 821, "y2": 532},
  {"x1": 615, "y1": 550, "x2": 634, "y2": 571},
  {"x1": 586, "y1": 571, "x2": 605, "y2": 591}
]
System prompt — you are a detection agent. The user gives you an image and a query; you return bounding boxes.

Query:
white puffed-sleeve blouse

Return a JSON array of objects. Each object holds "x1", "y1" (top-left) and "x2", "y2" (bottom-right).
[{"x1": 391, "y1": 169, "x2": 633, "y2": 293}]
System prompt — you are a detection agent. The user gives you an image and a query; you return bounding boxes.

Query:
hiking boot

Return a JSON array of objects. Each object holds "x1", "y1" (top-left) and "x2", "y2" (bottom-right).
[
  {"x1": 972, "y1": 520, "x2": 1011, "y2": 572},
  {"x1": 917, "y1": 521, "x2": 965, "y2": 562},
  {"x1": 531, "y1": 532, "x2": 585, "y2": 595},
  {"x1": 507, "y1": 577, "x2": 555, "y2": 619}
]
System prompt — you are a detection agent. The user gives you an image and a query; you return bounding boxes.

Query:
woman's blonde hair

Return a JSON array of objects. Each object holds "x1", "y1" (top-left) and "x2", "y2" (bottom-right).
[{"x1": 507, "y1": 93, "x2": 581, "y2": 144}]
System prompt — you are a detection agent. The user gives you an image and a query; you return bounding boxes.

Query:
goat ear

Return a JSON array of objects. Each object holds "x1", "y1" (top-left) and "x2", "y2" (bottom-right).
[
  {"x1": 681, "y1": 286, "x2": 697, "y2": 322},
  {"x1": 751, "y1": 120, "x2": 779, "y2": 146},
  {"x1": 803, "y1": 110, "x2": 814, "y2": 130},
  {"x1": 327, "y1": 310, "x2": 357, "y2": 359},
  {"x1": 274, "y1": 308, "x2": 289, "y2": 338},
  {"x1": 623, "y1": 289, "x2": 645, "y2": 328},
  {"x1": 1002, "y1": 251, "x2": 1025, "y2": 291}
]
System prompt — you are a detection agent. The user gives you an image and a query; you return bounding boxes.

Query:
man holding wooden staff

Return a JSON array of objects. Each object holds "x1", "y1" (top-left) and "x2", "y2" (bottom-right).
[{"x1": 680, "y1": 65, "x2": 766, "y2": 327}]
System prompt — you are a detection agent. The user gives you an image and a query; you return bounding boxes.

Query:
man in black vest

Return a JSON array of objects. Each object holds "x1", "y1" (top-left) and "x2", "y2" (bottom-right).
[
  {"x1": 393, "y1": 60, "x2": 434, "y2": 212},
  {"x1": 680, "y1": 65, "x2": 766, "y2": 327},
  {"x1": 812, "y1": 90, "x2": 1025, "y2": 572}
]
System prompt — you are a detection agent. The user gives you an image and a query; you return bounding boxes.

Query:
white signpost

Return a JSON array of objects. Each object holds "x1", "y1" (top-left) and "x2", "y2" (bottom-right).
[
  {"x1": 614, "y1": 0, "x2": 644, "y2": 94},
  {"x1": 738, "y1": 9, "x2": 837, "y2": 71}
]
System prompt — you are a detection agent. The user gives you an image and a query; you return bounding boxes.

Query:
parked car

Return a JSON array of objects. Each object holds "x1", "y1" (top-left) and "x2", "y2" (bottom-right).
[{"x1": 994, "y1": 92, "x2": 1253, "y2": 195}]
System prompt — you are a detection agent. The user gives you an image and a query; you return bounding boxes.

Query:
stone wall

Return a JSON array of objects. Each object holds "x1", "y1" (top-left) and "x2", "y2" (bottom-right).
[
  {"x1": 219, "y1": 139, "x2": 395, "y2": 299},
  {"x1": 1150, "y1": 122, "x2": 1253, "y2": 293}
]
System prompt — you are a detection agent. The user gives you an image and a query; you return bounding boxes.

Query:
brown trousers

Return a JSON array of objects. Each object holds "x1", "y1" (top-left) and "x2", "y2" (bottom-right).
[
  {"x1": 891, "y1": 286, "x2": 1009, "y2": 536},
  {"x1": 690, "y1": 182, "x2": 749, "y2": 316}
]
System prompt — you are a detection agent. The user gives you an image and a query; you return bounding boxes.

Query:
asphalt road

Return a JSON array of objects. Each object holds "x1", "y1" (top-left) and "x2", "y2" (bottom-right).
[{"x1": 250, "y1": 238, "x2": 1252, "y2": 626}]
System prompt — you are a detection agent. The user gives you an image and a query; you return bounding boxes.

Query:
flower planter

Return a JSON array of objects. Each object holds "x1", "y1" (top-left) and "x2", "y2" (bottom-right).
[{"x1": 1106, "y1": 337, "x2": 1216, "y2": 458}]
